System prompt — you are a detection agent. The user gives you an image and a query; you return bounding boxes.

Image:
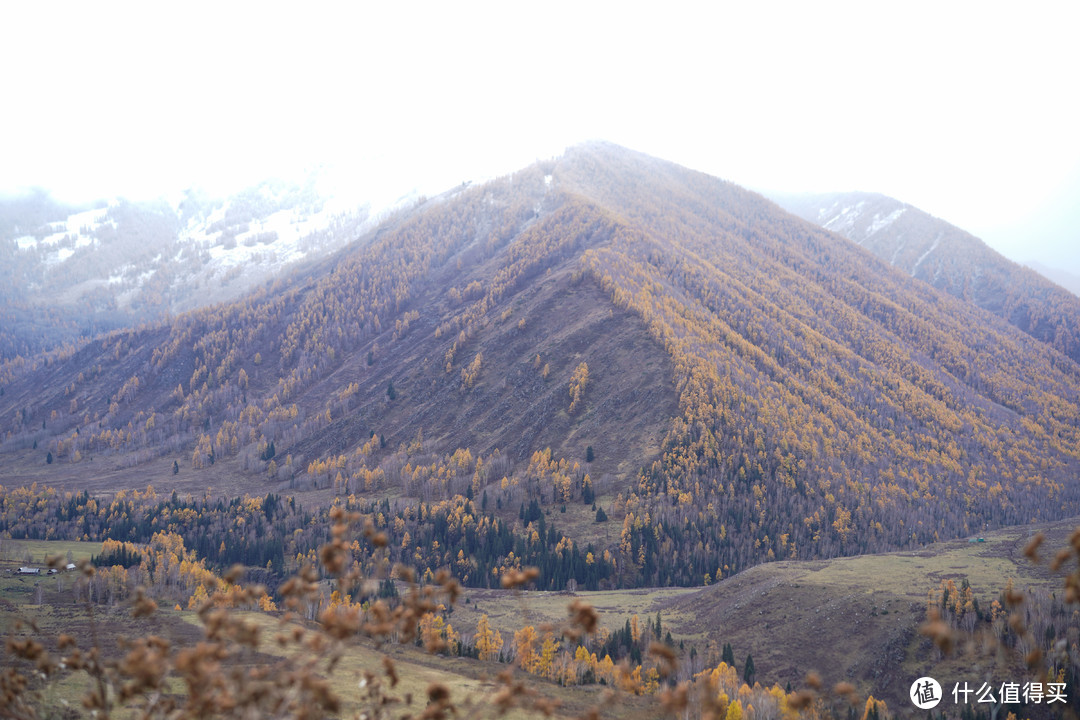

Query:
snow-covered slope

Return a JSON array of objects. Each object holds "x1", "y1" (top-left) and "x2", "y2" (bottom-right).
[{"x1": 0, "y1": 171, "x2": 423, "y2": 359}]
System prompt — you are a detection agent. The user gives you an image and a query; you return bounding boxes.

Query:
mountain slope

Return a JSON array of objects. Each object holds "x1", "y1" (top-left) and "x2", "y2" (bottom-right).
[
  {"x1": 2, "y1": 143, "x2": 1079, "y2": 590},
  {"x1": 1026, "y1": 259, "x2": 1080, "y2": 297},
  {"x1": 771, "y1": 190, "x2": 1080, "y2": 364},
  {"x1": 0, "y1": 174, "x2": 386, "y2": 361}
]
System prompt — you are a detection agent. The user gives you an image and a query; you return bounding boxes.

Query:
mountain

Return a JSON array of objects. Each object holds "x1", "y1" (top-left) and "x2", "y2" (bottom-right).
[
  {"x1": 1026, "y1": 259, "x2": 1080, "y2": 297},
  {"x1": 2, "y1": 142, "x2": 1080, "y2": 591},
  {"x1": 0, "y1": 172, "x2": 398, "y2": 361},
  {"x1": 771, "y1": 190, "x2": 1080, "y2": 364}
]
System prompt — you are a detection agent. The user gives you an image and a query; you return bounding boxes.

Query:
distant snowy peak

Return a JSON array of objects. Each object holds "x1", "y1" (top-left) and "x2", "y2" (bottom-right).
[
  {"x1": 0, "y1": 172, "x2": 420, "y2": 357},
  {"x1": 773, "y1": 191, "x2": 954, "y2": 276},
  {"x1": 810, "y1": 194, "x2": 911, "y2": 250},
  {"x1": 5, "y1": 175, "x2": 394, "y2": 295},
  {"x1": 769, "y1": 189, "x2": 1080, "y2": 365}
]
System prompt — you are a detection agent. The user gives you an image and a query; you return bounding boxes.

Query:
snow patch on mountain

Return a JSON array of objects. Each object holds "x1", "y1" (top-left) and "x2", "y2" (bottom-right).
[
  {"x1": 911, "y1": 235, "x2": 941, "y2": 275},
  {"x1": 13, "y1": 206, "x2": 113, "y2": 252},
  {"x1": 821, "y1": 201, "x2": 866, "y2": 237},
  {"x1": 107, "y1": 265, "x2": 132, "y2": 285},
  {"x1": 889, "y1": 238, "x2": 905, "y2": 266},
  {"x1": 867, "y1": 208, "x2": 906, "y2": 237}
]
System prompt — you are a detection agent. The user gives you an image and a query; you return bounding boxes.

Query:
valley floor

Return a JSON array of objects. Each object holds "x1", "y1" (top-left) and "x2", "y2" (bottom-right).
[{"x1": 4, "y1": 517, "x2": 1077, "y2": 718}]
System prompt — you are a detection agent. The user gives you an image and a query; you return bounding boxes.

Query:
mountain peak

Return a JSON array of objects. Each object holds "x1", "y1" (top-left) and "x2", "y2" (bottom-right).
[{"x1": 3, "y1": 148, "x2": 1080, "y2": 593}]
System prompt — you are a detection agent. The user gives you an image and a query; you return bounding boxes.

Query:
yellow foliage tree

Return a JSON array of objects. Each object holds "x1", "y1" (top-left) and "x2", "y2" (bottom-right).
[
  {"x1": 537, "y1": 631, "x2": 559, "y2": 679},
  {"x1": 513, "y1": 626, "x2": 539, "y2": 673},
  {"x1": 475, "y1": 614, "x2": 503, "y2": 662},
  {"x1": 187, "y1": 583, "x2": 209, "y2": 609},
  {"x1": 569, "y1": 361, "x2": 589, "y2": 413}
]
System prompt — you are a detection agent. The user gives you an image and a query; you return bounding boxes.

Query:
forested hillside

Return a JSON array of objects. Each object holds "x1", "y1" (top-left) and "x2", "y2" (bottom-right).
[
  {"x1": 773, "y1": 190, "x2": 1080, "y2": 363},
  {"x1": 2, "y1": 142, "x2": 1079, "y2": 590}
]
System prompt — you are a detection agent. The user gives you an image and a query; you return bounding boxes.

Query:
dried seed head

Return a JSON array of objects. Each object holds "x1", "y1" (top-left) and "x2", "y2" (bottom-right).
[
  {"x1": 427, "y1": 683, "x2": 450, "y2": 703},
  {"x1": 788, "y1": 689, "x2": 815, "y2": 710},
  {"x1": 320, "y1": 541, "x2": 348, "y2": 576},
  {"x1": 532, "y1": 697, "x2": 560, "y2": 716},
  {"x1": 1024, "y1": 533, "x2": 1045, "y2": 564},
  {"x1": 133, "y1": 588, "x2": 158, "y2": 618},
  {"x1": 649, "y1": 641, "x2": 679, "y2": 677},
  {"x1": 919, "y1": 611, "x2": 955, "y2": 656},
  {"x1": 500, "y1": 566, "x2": 541, "y2": 589},
  {"x1": 660, "y1": 683, "x2": 690, "y2": 713},
  {"x1": 648, "y1": 642, "x2": 676, "y2": 661},
  {"x1": 223, "y1": 564, "x2": 245, "y2": 584},
  {"x1": 7, "y1": 638, "x2": 45, "y2": 661},
  {"x1": 382, "y1": 656, "x2": 399, "y2": 688},
  {"x1": 568, "y1": 600, "x2": 599, "y2": 634}
]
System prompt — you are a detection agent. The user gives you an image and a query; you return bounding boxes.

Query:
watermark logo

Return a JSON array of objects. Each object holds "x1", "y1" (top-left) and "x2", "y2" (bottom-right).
[{"x1": 911, "y1": 677, "x2": 942, "y2": 710}]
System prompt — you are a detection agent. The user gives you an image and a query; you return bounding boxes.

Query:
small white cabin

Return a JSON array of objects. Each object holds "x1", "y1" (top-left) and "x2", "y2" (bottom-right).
[{"x1": 18, "y1": 566, "x2": 40, "y2": 575}]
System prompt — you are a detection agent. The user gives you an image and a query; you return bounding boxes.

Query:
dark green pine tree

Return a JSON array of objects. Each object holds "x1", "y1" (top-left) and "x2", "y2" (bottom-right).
[
  {"x1": 722, "y1": 642, "x2": 735, "y2": 667},
  {"x1": 743, "y1": 654, "x2": 755, "y2": 685}
]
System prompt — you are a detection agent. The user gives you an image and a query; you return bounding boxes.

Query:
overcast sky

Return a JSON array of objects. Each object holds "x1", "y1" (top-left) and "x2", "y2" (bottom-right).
[{"x1": 2, "y1": 1, "x2": 1078, "y2": 272}]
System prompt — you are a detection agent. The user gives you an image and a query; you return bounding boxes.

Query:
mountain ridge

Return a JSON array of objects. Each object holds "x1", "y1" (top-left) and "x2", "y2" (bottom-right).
[
  {"x1": 2, "y1": 142, "x2": 1079, "y2": 590},
  {"x1": 1025, "y1": 259, "x2": 1080, "y2": 297},
  {"x1": 770, "y1": 189, "x2": 1080, "y2": 364}
]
